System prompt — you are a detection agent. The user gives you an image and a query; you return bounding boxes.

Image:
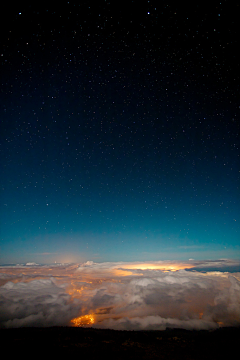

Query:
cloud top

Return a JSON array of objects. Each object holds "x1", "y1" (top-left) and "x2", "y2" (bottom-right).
[
  {"x1": 0, "y1": 259, "x2": 240, "y2": 329},
  {"x1": 0, "y1": 278, "x2": 79, "y2": 328}
]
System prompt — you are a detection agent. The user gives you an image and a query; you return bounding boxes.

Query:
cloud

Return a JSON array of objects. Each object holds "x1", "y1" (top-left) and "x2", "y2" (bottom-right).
[
  {"x1": 0, "y1": 278, "x2": 79, "y2": 328},
  {"x1": 25, "y1": 262, "x2": 39, "y2": 266},
  {"x1": 0, "y1": 259, "x2": 240, "y2": 329}
]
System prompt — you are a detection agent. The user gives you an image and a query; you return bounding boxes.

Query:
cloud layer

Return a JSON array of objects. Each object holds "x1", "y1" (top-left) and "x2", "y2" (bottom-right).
[
  {"x1": 0, "y1": 259, "x2": 240, "y2": 330},
  {"x1": 0, "y1": 278, "x2": 79, "y2": 328}
]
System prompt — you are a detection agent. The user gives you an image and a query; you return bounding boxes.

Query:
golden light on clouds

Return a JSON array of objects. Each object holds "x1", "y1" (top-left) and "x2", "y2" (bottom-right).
[
  {"x1": 1, "y1": 259, "x2": 240, "y2": 330},
  {"x1": 71, "y1": 314, "x2": 95, "y2": 327},
  {"x1": 112, "y1": 269, "x2": 134, "y2": 276},
  {"x1": 120, "y1": 262, "x2": 194, "y2": 272}
]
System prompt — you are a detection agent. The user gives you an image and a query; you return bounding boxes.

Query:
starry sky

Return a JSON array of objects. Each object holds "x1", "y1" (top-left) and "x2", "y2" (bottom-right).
[{"x1": 1, "y1": 1, "x2": 239, "y2": 264}]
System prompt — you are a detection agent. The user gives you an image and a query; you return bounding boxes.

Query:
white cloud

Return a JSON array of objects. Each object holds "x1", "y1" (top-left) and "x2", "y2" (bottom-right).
[
  {"x1": 0, "y1": 260, "x2": 240, "y2": 329},
  {"x1": 25, "y1": 262, "x2": 39, "y2": 266},
  {"x1": 0, "y1": 278, "x2": 79, "y2": 328}
]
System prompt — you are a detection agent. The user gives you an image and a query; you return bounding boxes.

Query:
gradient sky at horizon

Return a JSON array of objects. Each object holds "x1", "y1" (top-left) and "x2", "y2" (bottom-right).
[{"x1": 1, "y1": 1, "x2": 239, "y2": 264}]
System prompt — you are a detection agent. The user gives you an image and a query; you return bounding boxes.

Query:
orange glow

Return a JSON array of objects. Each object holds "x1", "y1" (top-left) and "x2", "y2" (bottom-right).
[
  {"x1": 113, "y1": 269, "x2": 135, "y2": 276},
  {"x1": 68, "y1": 288, "x2": 83, "y2": 296},
  {"x1": 71, "y1": 314, "x2": 95, "y2": 327},
  {"x1": 199, "y1": 312, "x2": 203, "y2": 319},
  {"x1": 119, "y1": 262, "x2": 194, "y2": 272}
]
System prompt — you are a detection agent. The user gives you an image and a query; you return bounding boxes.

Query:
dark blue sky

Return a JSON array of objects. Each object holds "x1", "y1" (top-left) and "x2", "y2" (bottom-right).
[{"x1": 1, "y1": 1, "x2": 239, "y2": 264}]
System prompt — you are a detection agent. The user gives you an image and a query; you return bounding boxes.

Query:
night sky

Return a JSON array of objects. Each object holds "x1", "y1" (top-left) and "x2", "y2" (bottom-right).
[{"x1": 1, "y1": 1, "x2": 239, "y2": 264}]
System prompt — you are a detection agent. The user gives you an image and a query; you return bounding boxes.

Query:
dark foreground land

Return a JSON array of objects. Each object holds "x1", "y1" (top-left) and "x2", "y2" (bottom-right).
[{"x1": 1, "y1": 326, "x2": 239, "y2": 359}]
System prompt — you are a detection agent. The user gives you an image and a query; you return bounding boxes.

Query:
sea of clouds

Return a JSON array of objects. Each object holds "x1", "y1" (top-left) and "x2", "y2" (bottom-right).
[{"x1": 0, "y1": 259, "x2": 240, "y2": 330}]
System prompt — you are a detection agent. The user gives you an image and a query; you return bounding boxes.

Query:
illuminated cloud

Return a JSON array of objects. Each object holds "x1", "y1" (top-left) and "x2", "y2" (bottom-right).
[{"x1": 0, "y1": 259, "x2": 240, "y2": 329}]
